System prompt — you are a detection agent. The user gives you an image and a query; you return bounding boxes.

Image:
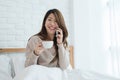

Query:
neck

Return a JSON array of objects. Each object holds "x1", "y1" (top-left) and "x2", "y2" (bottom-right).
[{"x1": 47, "y1": 34, "x2": 54, "y2": 40}]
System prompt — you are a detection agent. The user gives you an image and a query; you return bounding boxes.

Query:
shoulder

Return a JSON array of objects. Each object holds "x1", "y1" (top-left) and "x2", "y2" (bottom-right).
[
  {"x1": 29, "y1": 35, "x2": 39, "y2": 40},
  {"x1": 28, "y1": 35, "x2": 42, "y2": 42}
]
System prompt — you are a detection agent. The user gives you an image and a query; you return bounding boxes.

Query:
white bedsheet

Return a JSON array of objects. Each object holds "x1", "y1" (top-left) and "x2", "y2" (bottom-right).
[{"x1": 13, "y1": 65, "x2": 120, "y2": 80}]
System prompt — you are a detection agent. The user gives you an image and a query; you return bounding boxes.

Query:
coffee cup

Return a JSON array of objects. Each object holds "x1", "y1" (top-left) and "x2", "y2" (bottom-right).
[{"x1": 42, "y1": 41, "x2": 53, "y2": 48}]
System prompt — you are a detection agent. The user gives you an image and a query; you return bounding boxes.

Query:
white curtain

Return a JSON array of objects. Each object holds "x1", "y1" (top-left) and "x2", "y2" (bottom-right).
[{"x1": 108, "y1": 0, "x2": 120, "y2": 77}]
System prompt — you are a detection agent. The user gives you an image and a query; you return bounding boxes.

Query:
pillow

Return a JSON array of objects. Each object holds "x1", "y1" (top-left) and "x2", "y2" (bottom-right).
[
  {"x1": 8, "y1": 53, "x2": 26, "y2": 75},
  {"x1": 0, "y1": 55, "x2": 15, "y2": 80}
]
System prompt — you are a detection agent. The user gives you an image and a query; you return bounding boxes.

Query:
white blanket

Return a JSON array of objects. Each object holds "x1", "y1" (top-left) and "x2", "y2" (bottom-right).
[
  {"x1": 13, "y1": 65, "x2": 120, "y2": 80},
  {"x1": 13, "y1": 65, "x2": 64, "y2": 80}
]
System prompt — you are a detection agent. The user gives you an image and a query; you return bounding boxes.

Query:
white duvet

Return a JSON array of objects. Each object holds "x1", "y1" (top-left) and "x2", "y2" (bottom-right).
[
  {"x1": 13, "y1": 65, "x2": 63, "y2": 80},
  {"x1": 13, "y1": 65, "x2": 120, "y2": 80}
]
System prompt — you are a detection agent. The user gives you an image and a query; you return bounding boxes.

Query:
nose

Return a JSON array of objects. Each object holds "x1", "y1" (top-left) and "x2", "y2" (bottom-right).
[
  {"x1": 51, "y1": 21, "x2": 56, "y2": 26},
  {"x1": 50, "y1": 22, "x2": 58, "y2": 28}
]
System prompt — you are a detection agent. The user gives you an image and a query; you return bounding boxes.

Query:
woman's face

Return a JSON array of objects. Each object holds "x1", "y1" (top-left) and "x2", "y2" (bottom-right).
[{"x1": 45, "y1": 13, "x2": 58, "y2": 35}]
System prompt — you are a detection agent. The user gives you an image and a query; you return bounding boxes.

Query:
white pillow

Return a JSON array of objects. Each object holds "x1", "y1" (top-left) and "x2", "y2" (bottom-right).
[
  {"x1": 0, "y1": 55, "x2": 15, "y2": 80},
  {"x1": 8, "y1": 53, "x2": 26, "y2": 75}
]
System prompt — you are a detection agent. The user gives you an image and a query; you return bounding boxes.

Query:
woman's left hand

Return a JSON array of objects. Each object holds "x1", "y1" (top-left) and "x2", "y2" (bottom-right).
[{"x1": 56, "y1": 28, "x2": 63, "y2": 44}]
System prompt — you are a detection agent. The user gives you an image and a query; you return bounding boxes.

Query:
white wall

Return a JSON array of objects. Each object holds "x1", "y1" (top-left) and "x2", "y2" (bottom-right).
[
  {"x1": 73, "y1": 0, "x2": 112, "y2": 75},
  {"x1": 73, "y1": 0, "x2": 91, "y2": 70},
  {"x1": 0, "y1": 0, "x2": 74, "y2": 48}
]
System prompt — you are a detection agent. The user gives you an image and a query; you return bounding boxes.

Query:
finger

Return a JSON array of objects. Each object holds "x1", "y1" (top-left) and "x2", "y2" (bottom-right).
[
  {"x1": 37, "y1": 43, "x2": 43, "y2": 47},
  {"x1": 56, "y1": 28, "x2": 62, "y2": 31},
  {"x1": 35, "y1": 44, "x2": 42, "y2": 51},
  {"x1": 56, "y1": 29, "x2": 62, "y2": 35},
  {"x1": 56, "y1": 32, "x2": 63, "y2": 38}
]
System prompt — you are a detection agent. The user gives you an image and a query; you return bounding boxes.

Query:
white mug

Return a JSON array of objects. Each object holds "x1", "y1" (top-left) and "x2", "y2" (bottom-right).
[{"x1": 42, "y1": 41, "x2": 53, "y2": 48}]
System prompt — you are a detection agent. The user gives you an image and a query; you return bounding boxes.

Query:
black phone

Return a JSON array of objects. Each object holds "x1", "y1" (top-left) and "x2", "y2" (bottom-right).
[
  {"x1": 56, "y1": 31, "x2": 58, "y2": 37},
  {"x1": 55, "y1": 31, "x2": 60, "y2": 37}
]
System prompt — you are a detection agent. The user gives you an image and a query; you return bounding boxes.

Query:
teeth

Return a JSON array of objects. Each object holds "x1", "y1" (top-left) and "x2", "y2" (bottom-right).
[{"x1": 50, "y1": 27, "x2": 55, "y2": 30}]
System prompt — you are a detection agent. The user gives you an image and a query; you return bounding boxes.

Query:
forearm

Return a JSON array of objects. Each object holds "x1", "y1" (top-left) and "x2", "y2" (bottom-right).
[
  {"x1": 37, "y1": 50, "x2": 55, "y2": 66},
  {"x1": 25, "y1": 49, "x2": 39, "y2": 67},
  {"x1": 58, "y1": 44, "x2": 69, "y2": 70},
  {"x1": 25, "y1": 36, "x2": 42, "y2": 67}
]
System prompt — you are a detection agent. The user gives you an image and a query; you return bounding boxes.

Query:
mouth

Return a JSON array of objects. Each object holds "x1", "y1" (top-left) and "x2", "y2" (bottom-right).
[{"x1": 49, "y1": 27, "x2": 56, "y2": 31}]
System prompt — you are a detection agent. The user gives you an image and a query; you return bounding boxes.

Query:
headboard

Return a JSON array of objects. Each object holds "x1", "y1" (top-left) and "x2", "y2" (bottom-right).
[{"x1": 0, "y1": 45, "x2": 74, "y2": 68}]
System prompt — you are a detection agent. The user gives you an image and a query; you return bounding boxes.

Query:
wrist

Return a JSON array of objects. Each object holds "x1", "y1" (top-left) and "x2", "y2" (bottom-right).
[
  {"x1": 33, "y1": 50, "x2": 39, "y2": 56},
  {"x1": 57, "y1": 42, "x2": 63, "y2": 46},
  {"x1": 57, "y1": 42, "x2": 63, "y2": 45}
]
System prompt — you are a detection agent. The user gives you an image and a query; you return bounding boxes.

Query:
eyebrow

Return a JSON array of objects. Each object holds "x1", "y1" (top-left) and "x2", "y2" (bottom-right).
[
  {"x1": 48, "y1": 16, "x2": 53, "y2": 19},
  {"x1": 48, "y1": 17, "x2": 56, "y2": 21}
]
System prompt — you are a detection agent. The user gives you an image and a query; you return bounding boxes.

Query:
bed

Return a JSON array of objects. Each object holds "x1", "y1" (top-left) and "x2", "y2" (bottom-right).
[
  {"x1": 0, "y1": 46, "x2": 74, "y2": 80},
  {"x1": 0, "y1": 46, "x2": 120, "y2": 80}
]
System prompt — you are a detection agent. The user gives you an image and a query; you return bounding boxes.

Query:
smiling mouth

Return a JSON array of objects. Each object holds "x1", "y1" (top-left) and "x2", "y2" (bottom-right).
[{"x1": 49, "y1": 27, "x2": 56, "y2": 30}]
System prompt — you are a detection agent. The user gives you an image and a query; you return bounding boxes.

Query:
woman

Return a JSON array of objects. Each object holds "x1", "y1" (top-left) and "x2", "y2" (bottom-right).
[{"x1": 25, "y1": 9, "x2": 70, "y2": 70}]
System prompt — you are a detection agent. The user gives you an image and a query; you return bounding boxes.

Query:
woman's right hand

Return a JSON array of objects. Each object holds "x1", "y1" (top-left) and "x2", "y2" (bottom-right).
[{"x1": 34, "y1": 43, "x2": 44, "y2": 56}]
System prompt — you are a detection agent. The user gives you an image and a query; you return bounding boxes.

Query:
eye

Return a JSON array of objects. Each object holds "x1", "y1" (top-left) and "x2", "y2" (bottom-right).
[
  {"x1": 55, "y1": 20, "x2": 57, "y2": 23},
  {"x1": 48, "y1": 18, "x2": 52, "y2": 21}
]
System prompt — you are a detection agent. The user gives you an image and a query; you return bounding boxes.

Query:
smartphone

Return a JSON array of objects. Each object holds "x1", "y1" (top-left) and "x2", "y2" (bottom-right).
[
  {"x1": 56, "y1": 31, "x2": 60, "y2": 37},
  {"x1": 56, "y1": 31, "x2": 58, "y2": 37}
]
